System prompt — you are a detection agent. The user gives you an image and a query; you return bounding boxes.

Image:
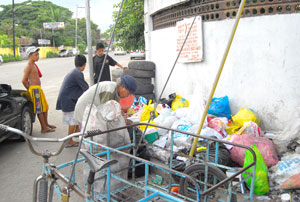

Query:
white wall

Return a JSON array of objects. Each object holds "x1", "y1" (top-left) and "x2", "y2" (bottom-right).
[{"x1": 145, "y1": 4, "x2": 300, "y2": 133}]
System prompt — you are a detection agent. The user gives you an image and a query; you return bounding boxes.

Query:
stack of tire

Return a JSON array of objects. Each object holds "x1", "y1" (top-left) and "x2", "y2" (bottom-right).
[{"x1": 123, "y1": 61, "x2": 155, "y2": 102}]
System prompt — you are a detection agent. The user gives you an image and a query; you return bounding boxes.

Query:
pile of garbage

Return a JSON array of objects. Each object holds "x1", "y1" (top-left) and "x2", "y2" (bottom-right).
[{"x1": 125, "y1": 93, "x2": 300, "y2": 197}]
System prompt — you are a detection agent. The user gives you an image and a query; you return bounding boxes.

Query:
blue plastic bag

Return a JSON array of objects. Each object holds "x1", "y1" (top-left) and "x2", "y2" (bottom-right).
[{"x1": 208, "y1": 96, "x2": 231, "y2": 119}]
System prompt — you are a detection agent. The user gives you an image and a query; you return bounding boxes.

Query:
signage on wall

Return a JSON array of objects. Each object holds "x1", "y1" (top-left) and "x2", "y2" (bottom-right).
[
  {"x1": 38, "y1": 39, "x2": 50, "y2": 45},
  {"x1": 176, "y1": 16, "x2": 203, "y2": 63},
  {"x1": 43, "y1": 22, "x2": 65, "y2": 30}
]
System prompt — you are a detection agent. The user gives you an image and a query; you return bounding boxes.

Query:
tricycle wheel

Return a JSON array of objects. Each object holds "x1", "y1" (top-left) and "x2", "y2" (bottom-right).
[{"x1": 179, "y1": 163, "x2": 237, "y2": 202}]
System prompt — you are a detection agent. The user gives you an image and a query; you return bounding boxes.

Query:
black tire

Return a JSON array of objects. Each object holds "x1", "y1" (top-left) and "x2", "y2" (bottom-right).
[
  {"x1": 128, "y1": 61, "x2": 155, "y2": 71},
  {"x1": 180, "y1": 163, "x2": 237, "y2": 202},
  {"x1": 135, "y1": 84, "x2": 154, "y2": 94},
  {"x1": 39, "y1": 179, "x2": 48, "y2": 202},
  {"x1": 135, "y1": 77, "x2": 152, "y2": 85},
  {"x1": 123, "y1": 69, "x2": 155, "y2": 78},
  {"x1": 135, "y1": 93, "x2": 155, "y2": 102},
  {"x1": 18, "y1": 106, "x2": 33, "y2": 141}
]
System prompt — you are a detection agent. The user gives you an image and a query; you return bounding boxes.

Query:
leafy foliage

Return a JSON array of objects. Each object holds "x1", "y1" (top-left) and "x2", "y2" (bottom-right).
[
  {"x1": 77, "y1": 43, "x2": 86, "y2": 54},
  {"x1": 0, "y1": 54, "x2": 22, "y2": 62},
  {"x1": 0, "y1": 34, "x2": 13, "y2": 48},
  {"x1": 0, "y1": 1, "x2": 100, "y2": 47},
  {"x1": 106, "y1": 0, "x2": 145, "y2": 51},
  {"x1": 46, "y1": 51, "x2": 58, "y2": 58}
]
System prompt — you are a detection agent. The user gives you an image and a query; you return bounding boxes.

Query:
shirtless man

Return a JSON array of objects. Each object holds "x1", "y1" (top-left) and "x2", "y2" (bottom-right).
[{"x1": 21, "y1": 47, "x2": 56, "y2": 133}]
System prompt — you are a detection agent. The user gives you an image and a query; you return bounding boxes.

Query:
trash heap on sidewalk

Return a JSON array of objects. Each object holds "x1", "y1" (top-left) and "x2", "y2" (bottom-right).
[{"x1": 125, "y1": 93, "x2": 300, "y2": 199}]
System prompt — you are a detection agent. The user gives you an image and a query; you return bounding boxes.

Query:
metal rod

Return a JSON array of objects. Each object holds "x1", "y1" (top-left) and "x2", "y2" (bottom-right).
[
  {"x1": 189, "y1": 0, "x2": 247, "y2": 157},
  {"x1": 107, "y1": 149, "x2": 111, "y2": 202}
]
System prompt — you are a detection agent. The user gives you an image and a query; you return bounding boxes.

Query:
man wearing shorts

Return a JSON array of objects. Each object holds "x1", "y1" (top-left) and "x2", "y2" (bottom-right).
[
  {"x1": 56, "y1": 55, "x2": 89, "y2": 147},
  {"x1": 22, "y1": 46, "x2": 56, "y2": 133}
]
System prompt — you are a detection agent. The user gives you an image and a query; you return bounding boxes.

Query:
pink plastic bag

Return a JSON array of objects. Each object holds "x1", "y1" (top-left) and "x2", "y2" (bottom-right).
[
  {"x1": 230, "y1": 133, "x2": 278, "y2": 167},
  {"x1": 208, "y1": 117, "x2": 228, "y2": 137}
]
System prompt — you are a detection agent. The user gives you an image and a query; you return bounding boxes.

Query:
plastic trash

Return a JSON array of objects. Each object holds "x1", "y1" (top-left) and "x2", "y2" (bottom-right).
[
  {"x1": 242, "y1": 144, "x2": 269, "y2": 195},
  {"x1": 208, "y1": 95, "x2": 231, "y2": 119}
]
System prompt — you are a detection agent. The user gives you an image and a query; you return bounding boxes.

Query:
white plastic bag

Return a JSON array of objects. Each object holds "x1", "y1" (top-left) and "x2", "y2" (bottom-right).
[
  {"x1": 81, "y1": 100, "x2": 131, "y2": 195},
  {"x1": 269, "y1": 154, "x2": 300, "y2": 190},
  {"x1": 167, "y1": 120, "x2": 193, "y2": 148}
]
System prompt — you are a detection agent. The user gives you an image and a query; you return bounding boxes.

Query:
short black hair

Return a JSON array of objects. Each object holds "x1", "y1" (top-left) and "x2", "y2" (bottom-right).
[
  {"x1": 75, "y1": 54, "x2": 86, "y2": 67},
  {"x1": 96, "y1": 43, "x2": 105, "y2": 50}
]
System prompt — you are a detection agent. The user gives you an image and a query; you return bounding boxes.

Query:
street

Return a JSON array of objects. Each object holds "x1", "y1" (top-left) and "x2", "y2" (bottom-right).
[{"x1": 0, "y1": 53, "x2": 130, "y2": 202}]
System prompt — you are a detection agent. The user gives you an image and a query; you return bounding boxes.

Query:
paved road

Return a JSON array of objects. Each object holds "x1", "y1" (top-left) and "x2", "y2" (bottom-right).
[{"x1": 0, "y1": 53, "x2": 130, "y2": 202}]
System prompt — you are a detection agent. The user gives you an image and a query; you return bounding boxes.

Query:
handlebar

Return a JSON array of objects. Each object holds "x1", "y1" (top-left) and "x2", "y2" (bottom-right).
[{"x1": 0, "y1": 124, "x2": 104, "y2": 157}]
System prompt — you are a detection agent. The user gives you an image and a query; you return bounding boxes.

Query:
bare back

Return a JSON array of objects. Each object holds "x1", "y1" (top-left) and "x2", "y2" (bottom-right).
[{"x1": 22, "y1": 62, "x2": 41, "y2": 89}]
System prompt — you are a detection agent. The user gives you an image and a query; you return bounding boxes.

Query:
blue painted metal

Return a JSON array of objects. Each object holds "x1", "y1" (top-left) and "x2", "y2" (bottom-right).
[
  {"x1": 56, "y1": 142, "x2": 133, "y2": 169},
  {"x1": 249, "y1": 164, "x2": 256, "y2": 202},
  {"x1": 168, "y1": 133, "x2": 174, "y2": 193},
  {"x1": 39, "y1": 122, "x2": 255, "y2": 202},
  {"x1": 147, "y1": 187, "x2": 186, "y2": 202},
  {"x1": 145, "y1": 164, "x2": 149, "y2": 197},
  {"x1": 138, "y1": 192, "x2": 159, "y2": 202},
  {"x1": 107, "y1": 149, "x2": 111, "y2": 202}
]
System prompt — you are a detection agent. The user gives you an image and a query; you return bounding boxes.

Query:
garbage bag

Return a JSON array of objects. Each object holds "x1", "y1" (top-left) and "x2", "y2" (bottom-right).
[
  {"x1": 171, "y1": 95, "x2": 189, "y2": 111},
  {"x1": 208, "y1": 117, "x2": 228, "y2": 137},
  {"x1": 208, "y1": 96, "x2": 231, "y2": 119},
  {"x1": 232, "y1": 108, "x2": 260, "y2": 126},
  {"x1": 269, "y1": 154, "x2": 300, "y2": 190},
  {"x1": 230, "y1": 133, "x2": 278, "y2": 167},
  {"x1": 140, "y1": 101, "x2": 158, "y2": 122},
  {"x1": 280, "y1": 173, "x2": 300, "y2": 190},
  {"x1": 81, "y1": 100, "x2": 131, "y2": 195},
  {"x1": 225, "y1": 120, "x2": 241, "y2": 135},
  {"x1": 242, "y1": 144, "x2": 269, "y2": 195}
]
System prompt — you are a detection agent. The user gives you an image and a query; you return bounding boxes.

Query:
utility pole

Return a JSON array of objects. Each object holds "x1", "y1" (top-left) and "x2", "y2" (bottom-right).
[
  {"x1": 85, "y1": 0, "x2": 94, "y2": 86},
  {"x1": 12, "y1": 0, "x2": 16, "y2": 58},
  {"x1": 75, "y1": 5, "x2": 85, "y2": 49}
]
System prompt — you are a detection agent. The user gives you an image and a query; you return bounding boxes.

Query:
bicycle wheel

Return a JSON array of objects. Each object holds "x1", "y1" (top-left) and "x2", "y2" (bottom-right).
[
  {"x1": 179, "y1": 163, "x2": 237, "y2": 202},
  {"x1": 39, "y1": 179, "x2": 48, "y2": 202}
]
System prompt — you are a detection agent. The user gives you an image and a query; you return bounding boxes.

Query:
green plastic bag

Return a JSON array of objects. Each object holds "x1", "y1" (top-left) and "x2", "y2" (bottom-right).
[{"x1": 242, "y1": 144, "x2": 269, "y2": 195}]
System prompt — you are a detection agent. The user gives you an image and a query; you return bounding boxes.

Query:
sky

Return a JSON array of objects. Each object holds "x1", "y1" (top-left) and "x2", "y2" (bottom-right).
[{"x1": 1, "y1": 0, "x2": 121, "y2": 32}]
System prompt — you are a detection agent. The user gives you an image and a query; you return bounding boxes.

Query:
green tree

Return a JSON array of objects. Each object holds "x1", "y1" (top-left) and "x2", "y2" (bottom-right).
[
  {"x1": 0, "y1": 1, "x2": 100, "y2": 47},
  {"x1": 0, "y1": 34, "x2": 13, "y2": 48},
  {"x1": 77, "y1": 43, "x2": 86, "y2": 54},
  {"x1": 106, "y1": 0, "x2": 144, "y2": 51}
]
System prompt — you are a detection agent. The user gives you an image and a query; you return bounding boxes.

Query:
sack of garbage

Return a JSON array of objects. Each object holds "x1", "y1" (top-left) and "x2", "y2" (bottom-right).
[
  {"x1": 208, "y1": 95, "x2": 231, "y2": 119},
  {"x1": 269, "y1": 154, "x2": 300, "y2": 190},
  {"x1": 81, "y1": 100, "x2": 130, "y2": 195},
  {"x1": 232, "y1": 108, "x2": 260, "y2": 126},
  {"x1": 242, "y1": 144, "x2": 269, "y2": 195},
  {"x1": 230, "y1": 133, "x2": 278, "y2": 167}
]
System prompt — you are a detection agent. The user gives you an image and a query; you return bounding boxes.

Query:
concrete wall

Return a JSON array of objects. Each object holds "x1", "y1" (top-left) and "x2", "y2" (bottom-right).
[
  {"x1": 144, "y1": 1, "x2": 300, "y2": 133},
  {"x1": 0, "y1": 46, "x2": 72, "y2": 59},
  {"x1": 0, "y1": 48, "x2": 20, "y2": 56}
]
